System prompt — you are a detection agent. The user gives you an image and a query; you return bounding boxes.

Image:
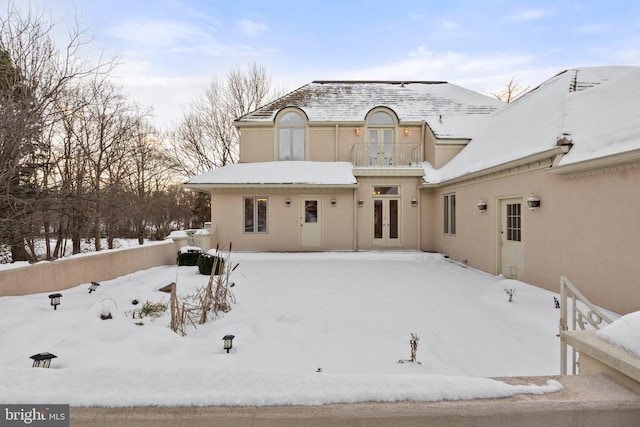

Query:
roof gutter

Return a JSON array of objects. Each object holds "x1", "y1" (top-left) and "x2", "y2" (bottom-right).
[
  {"x1": 421, "y1": 145, "x2": 571, "y2": 189},
  {"x1": 548, "y1": 147, "x2": 640, "y2": 176},
  {"x1": 184, "y1": 183, "x2": 359, "y2": 192}
]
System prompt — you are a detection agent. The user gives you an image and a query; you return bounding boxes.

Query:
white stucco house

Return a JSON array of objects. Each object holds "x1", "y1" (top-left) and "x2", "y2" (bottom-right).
[{"x1": 186, "y1": 66, "x2": 640, "y2": 314}]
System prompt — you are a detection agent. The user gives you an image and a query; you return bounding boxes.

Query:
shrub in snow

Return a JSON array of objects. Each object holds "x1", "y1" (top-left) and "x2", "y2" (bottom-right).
[
  {"x1": 398, "y1": 333, "x2": 421, "y2": 364},
  {"x1": 132, "y1": 300, "x2": 168, "y2": 319},
  {"x1": 177, "y1": 247, "x2": 203, "y2": 266},
  {"x1": 504, "y1": 286, "x2": 517, "y2": 302},
  {"x1": 197, "y1": 253, "x2": 225, "y2": 275}
]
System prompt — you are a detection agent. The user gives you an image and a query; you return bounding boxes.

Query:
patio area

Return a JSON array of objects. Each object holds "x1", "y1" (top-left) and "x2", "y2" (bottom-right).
[{"x1": 0, "y1": 251, "x2": 573, "y2": 406}]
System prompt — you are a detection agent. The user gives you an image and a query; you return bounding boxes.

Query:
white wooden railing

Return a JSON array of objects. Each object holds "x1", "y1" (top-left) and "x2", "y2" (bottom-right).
[{"x1": 559, "y1": 275, "x2": 614, "y2": 374}]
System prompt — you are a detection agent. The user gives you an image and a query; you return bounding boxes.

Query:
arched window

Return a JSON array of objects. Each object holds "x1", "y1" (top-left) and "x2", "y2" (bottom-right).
[
  {"x1": 277, "y1": 111, "x2": 305, "y2": 160},
  {"x1": 367, "y1": 110, "x2": 396, "y2": 166},
  {"x1": 368, "y1": 111, "x2": 394, "y2": 125}
]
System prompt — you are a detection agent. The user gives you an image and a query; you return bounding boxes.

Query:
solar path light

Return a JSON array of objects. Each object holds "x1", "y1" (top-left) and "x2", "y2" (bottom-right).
[
  {"x1": 48, "y1": 293, "x2": 62, "y2": 310},
  {"x1": 30, "y1": 352, "x2": 57, "y2": 368},
  {"x1": 223, "y1": 335, "x2": 235, "y2": 353}
]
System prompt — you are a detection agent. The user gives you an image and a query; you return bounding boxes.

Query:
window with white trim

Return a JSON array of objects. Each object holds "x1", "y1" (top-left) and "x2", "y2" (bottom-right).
[
  {"x1": 277, "y1": 111, "x2": 305, "y2": 160},
  {"x1": 367, "y1": 110, "x2": 395, "y2": 166},
  {"x1": 244, "y1": 196, "x2": 268, "y2": 233},
  {"x1": 506, "y1": 203, "x2": 521, "y2": 241},
  {"x1": 444, "y1": 193, "x2": 456, "y2": 235}
]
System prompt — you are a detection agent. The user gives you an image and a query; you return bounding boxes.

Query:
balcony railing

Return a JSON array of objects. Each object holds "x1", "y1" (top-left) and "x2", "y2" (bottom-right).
[{"x1": 351, "y1": 143, "x2": 422, "y2": 168}]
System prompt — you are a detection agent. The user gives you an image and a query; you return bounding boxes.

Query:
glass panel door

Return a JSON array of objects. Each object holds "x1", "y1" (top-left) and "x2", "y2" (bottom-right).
[
  {"x1": 374, "y1": 200, "x2": 383, "y2": 239},
  {"x1": 369, "y1": 129, "x2": 394, "y2": 166},
  {"x1": 389, "y1": 199, "x2": 398, "y2": 239},
  {"x1": 372, "y1": 198, "x2": 401, "y2": 246}
]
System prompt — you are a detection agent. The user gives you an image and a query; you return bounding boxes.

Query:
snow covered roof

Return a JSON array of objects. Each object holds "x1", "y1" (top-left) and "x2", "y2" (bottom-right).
[
  {"x1": 184, "y1": 161, "x2": 357, "y2": 187},
  {"x1": 237, "y1": 81, "x2": 503, "y2": 139},
  {"x1": 427, "y1": 66, "x2": 640, "y2": 183}
]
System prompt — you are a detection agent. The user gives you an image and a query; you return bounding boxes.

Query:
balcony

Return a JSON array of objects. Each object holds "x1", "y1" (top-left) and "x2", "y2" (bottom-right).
[{"x1": 351, "y1": 143, "x2": 422, "y2": 168}]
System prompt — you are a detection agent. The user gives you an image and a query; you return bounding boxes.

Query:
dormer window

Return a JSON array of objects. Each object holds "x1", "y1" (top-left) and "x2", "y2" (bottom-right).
[
  {"x1": 367, "y1": 110, "x2": 396, "y2": 166},
  {"x1": 368, "y1": 111, "x2": 394, "y2": 125},
  {"x1": 277, "y1": 110, "x2": 306, "y2": 161}
]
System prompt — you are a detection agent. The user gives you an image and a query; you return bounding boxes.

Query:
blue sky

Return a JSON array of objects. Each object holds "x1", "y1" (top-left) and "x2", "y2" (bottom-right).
[{"x1": 4, "y1": 0, "x2": 640, "y2": 127}]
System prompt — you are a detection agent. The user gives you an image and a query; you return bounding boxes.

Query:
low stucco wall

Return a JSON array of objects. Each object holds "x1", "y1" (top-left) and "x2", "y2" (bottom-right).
[{"x1": 0, "y1": 240, "x2": 180, "y2": 297}]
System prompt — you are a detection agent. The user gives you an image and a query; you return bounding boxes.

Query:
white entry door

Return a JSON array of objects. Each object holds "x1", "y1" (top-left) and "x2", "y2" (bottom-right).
[
  {"x1": 499, "y1": 198, "x2": 524, "y2": 279},
  {"x1": 300, "y1": 197, "x2": 322, "y2": 247},
  {"x1": 372, "y1": 198, "x2": 401, "y2": 247}
]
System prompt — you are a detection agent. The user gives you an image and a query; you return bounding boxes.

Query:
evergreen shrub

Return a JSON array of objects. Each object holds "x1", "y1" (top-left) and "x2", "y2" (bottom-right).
[
  {"x1": 197, "y1": 253, "x2": 225, "y2": 275},
  {"x1": 177, "y1": 248, "x2": 203, "y2": 266}
]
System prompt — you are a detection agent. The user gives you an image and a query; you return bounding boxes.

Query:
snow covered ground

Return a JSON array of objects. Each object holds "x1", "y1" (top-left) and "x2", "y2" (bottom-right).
[{"x1": 1, "y1": 250, "x2": 627, "y2": 407}]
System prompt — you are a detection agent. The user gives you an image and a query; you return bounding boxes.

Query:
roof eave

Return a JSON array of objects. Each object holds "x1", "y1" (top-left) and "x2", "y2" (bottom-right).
[
  {"x1": 548, "y1": 147, "x2": 640, "y2": 176},
  {"x1": 421, "y1": 145, "x2": 570, "y2": 188},
  {"x1": 184, "y1": 183, "x2": 358, "y2": 192}
]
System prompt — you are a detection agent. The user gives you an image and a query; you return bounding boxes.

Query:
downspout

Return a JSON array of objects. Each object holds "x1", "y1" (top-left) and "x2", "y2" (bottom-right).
[
  {"x1": 353, "y1": 188, "x2": 359, "y2": 251},
  {"x1": 417, "y1": 122, "x2": 426, "y2": 250},
  {"x1": 335, "y1": 124, "x2": 339, "y2": 161}
]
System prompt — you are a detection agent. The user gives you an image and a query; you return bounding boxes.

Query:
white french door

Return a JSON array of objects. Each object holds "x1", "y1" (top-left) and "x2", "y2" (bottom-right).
[
  {"x1": 369, "y1": 128, "x2": 394, "y2": 166},
  {"x1": 372, "y1": 197, "x2": 401, "y2": 246}
]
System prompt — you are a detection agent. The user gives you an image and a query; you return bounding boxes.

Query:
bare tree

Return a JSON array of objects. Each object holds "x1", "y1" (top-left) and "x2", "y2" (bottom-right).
[
  {"x1": 61, "y1": 78, "x2": 147, "y2": 251},
  {"x1": 121, "y1": 123, "x2": 176, "y2": 244},
  {"x1": 169, "y1": 62, "x2": 282, "y2": 178},
  {"x1": 0, "y1": 2, "x2": 115, "y2": 261},
  {"x1": 492, "y1": 77, "x2": 531, "y2": 103}
]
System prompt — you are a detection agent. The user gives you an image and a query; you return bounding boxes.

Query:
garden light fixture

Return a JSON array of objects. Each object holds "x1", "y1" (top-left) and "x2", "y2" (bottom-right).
[
  {"x1": 88, "y1": 282, "x2": 101, "y2": 293},
  {"x1": 30, "y1": 352, "x2": 57, "y2": 368},
  {"x1": 527, "y1": 193, "x2": 541, "y2": 210},
  {"x1": 223, "y1": 335, "x2": 235, "y2": 353},
  {"x1": 48, "y1": 293, "x2": 62, "y2": 310}
]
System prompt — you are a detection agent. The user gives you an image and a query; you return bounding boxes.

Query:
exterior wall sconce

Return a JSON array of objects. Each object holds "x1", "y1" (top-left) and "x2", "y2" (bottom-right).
[
  {"x1": 223, "y1": 335, "x2": 235, "y2": 353},
  {"x1": 88, "y1": 282, "x2": 101, "y2": 293},
  {"x1": 331, "y1": 198, "x2": 337, "y2": 207},
  {"x1": 477, "y1": 200, "x2": 487, "y2": 212},
  {"x1": 354, "y1": 128, "x2": 361, "y2": 136},
  {"x1": 30, "y1": 352, "x2": 57, "y2": 368},
  {"x1": 527, "y1": 193, "x2": 541, "y2": 210},
  {"x1": 358, "y1": 199, "x2": 364, "y2": 207},
  {"x1": 48, "y1": 293, "x2": 62, "y2": 310},
  {"x1": 285, "y1": 197, "x2": 291, "y2": 207},
  {"x1": 411, "y1": 198, "x2": 417, "y2": 207},
  {"x1": 403, "y1": 128, "x2": 410, "y2": 137}
]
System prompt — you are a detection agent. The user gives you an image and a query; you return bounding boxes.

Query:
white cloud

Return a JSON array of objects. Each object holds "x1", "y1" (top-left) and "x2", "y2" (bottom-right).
[
  {"x1": 507, "y1": 8, "x2": 550, "y2": 22},
  {"x1": 329, "y1": 49, "x2": 560, "y2": 99},
  {"x1": 569, "y1": 24, "x2": 611, "y2": 34},
  {"x1": 235, "y1": 19, "x2": 268, "y2": 36},
  {"x1": 107, "y1": 20, "x2": 210, "y2": 47},
  {"x1": 440, "y1": 20, "x2": 460, "y2": 30}
]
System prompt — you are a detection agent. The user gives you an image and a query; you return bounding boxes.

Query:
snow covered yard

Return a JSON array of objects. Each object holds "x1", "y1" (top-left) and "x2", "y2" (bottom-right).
[{"x1": 0, "y1": 251, "x2": 574, "y2": 406}]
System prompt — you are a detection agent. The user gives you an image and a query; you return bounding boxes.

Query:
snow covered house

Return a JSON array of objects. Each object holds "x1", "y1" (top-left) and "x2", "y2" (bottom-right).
[{"x1": 185, "y1": 67, "x2": 640, "y2": 314}]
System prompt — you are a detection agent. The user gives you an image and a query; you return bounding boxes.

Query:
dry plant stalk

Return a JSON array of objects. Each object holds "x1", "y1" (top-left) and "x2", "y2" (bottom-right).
[{"x1": 173, "y1": 244, "x2": 239, "y2": 336}]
